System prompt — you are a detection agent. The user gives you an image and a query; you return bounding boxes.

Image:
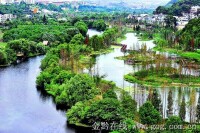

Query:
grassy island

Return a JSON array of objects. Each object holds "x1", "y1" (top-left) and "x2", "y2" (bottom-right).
[{"x1": 125, "y1": 67, "x2": 200, "y2": 87}]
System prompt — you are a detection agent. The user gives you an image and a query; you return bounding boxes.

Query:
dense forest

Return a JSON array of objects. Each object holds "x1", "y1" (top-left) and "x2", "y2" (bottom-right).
[
  {"x1": 155, "y1": 0, "x2": 200, "y2": 16},
  {"x1": 178, "y1": 18, "x2": 200, "y2": 50}
]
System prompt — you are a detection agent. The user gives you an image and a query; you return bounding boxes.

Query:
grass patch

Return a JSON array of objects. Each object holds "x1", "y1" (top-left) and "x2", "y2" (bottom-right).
[
  {"x1": 90, "y1": 48, "x2": 114, "y2": 55},
  {"x1": 124, "y1": 67, "x2": 200, "y2": 87},
  {"x1": 0, "y1": 30, "x2": 3, "y2": 40},
  {"x1": 153, "y1": 46, "x2": 200, "y2": 62},
  {"x1": 180, "y1": 52, "x2": 200, "y2": 61},
  {"x1": 0, "y1": 42, "x2": 7, "y2": 50},
  {"x1": 116, "y1": 35, "x2": 127, "y2": 43}
]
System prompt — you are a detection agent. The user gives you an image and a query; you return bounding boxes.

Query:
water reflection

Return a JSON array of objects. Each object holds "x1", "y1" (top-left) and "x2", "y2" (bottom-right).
[
  {"x1": 89, "y1": 32, "x2": 200, "y2": 122},
  {"x1": 0, "y1": 56, "x2": 75, "y2": 133}
]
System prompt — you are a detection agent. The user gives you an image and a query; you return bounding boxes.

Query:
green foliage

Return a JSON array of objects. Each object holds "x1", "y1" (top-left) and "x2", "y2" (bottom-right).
[
  {"x1": 0, "y1": 2, "x2": 30, "y2": 16},
  {"x1": 102, "y1": 88, "x2": 117, "y2": 99},
  {"x1": 148, "y1": 89, "x2": 161, "y2": 112},
  {"x1": 0, "y1": 39, "x2": 47, "y2": 65},
  {"x1": 74, "y1": 21, "x2": 88, "y2": 36},
  {"x1": 85, "y1": 98, "x2": 124, "y2": 124},
  {"x1": 179, "y1": 18, "x2": 200, "y2": 50},
  {"x1": 55, "y1": 74, "x2": 99, "y2": 106},
  {"x1": 92, "y1": 20, "x2": 107, "y2": 31},
  {"x1": 3, "y1": 25, "x2": 79, "y2": 43},
  {"x1": 167, "y1": 89, "x2": 173, "y2": 117},
  {"x1": 0, "y1": 50, "x2": 7, "y2": 65},
  {"x1": 37, "y1": 3, "x2": 62, "y2": 12},
  {"x1": 69, "y1": 33, "x2": 85, "y2": 45},
  {"x1": 155, "y1": 0, "x2": 200, "y2": 16},
  {"x1": 114, "y1": 119, "x2": 139, "y2": 133},
  {"x1": 67, "y1": 101, "x2": 90, "y2": 125},
  {"x1": 165, "y1": 116, "x2": 183, "y2": 133},
  {"x1": 120, "y1": 91, "x2": 137, "y2": 119},
  {"x1": 89, "y1": 35, "x2": 103, "y2": 51},
  {"x1": 139, "y1": 101, "x2": 162, "y2": 125},
  {"x1": 179, "y1": 97, "x2": 186, "y2": 121},
  {"x1": 36, "y1": 71, "x2": 54, "y2": 89}
]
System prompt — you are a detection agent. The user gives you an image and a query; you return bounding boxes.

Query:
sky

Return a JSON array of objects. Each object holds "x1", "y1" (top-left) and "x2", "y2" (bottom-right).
[{"x1": 37, "y1": 0, "x2": 170, "y2": 8}]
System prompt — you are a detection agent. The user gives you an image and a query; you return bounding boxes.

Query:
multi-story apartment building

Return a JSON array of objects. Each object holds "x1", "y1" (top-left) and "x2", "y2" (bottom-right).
[
  {"x1": 0, "y1": 14, "x2": 17, "y2": 23},
  {"x1": 0, "y1": 0, "x2": 6, "y2": 4},
  {"x1": 0, "y1": 0, "x2": 35, "y2": 4},
  {"x1": 23, "y1": 0, "x2": 35, "y2": 4}
]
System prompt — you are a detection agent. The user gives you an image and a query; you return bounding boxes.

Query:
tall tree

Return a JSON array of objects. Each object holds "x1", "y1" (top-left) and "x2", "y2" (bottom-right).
[
  {"x1": 42, "y1": 15, "x2": 48, "y2": 25},
  {"x1": 148, "y1": 89, "x2": 161, "y2": 112},
  {"x1": 179, "y1": 96, "x2": 186, "y2": 121},
  {"x1": 167, "y1": 89, "x2": 173, "y2": 117},
  {"x1": 139, "y1": 101, "x2": 161, "y2": 125},
  {"x1": 196, "y1": 92, "x2": 200, "y2": 123}
]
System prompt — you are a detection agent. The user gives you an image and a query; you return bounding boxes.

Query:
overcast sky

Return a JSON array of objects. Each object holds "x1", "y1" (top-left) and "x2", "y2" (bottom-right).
[{"x1": 38, "y1": 0, "x2": 170, "y2": 7}]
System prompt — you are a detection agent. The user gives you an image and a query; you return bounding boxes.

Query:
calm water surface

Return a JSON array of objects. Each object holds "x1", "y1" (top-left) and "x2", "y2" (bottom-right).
[
  {"x1": 0, "y1": 56, "x2": 75, "y2": 133},
  {"x1": 0, "y1": 30, "x2": 199, "y2": 133}
]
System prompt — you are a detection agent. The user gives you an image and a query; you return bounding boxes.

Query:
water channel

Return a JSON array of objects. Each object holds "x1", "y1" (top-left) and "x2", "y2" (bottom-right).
[{"x1": 0, "y1": 29, "x2": 199, "y2": 133}]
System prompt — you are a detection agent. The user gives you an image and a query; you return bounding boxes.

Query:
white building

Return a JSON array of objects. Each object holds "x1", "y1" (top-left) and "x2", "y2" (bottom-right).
[
  {"x1": 6, "y1": 0, "x2": 14, "y2": 4},
  {"x1": 0, "y1": 14, "x2": 17, "y2": 23},
  {"x1": 0, "y1": 0, "x2": 6, "y2": 4},
  {"x1": 190, "y1": 6, "x2": 200, "y2": 14},
  {"x1": 0, "y1": 0, "x2": 35, "y2": 4},
  {"x1": 23, "y1": 0, "x2": 35, "y2": 4}
]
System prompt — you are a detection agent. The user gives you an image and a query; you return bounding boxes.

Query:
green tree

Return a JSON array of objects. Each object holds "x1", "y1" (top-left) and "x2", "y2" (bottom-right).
[
  {"x1": 42, "y1": 15, "x2": 48, "y2": 25},
  {"x1": 148, "y1": 89, "x2": 161, "y2": 111},
  {"x1": 102, "y1": 88, "x2": 117, "y2": 99},
  {"x1": 168, "y1": 89, "x2": 173, "y2": 117},
  {"x1": 0, "y1": 50, "x2": 8, "y2": 65},
  {"x1": 120, "y1": 91, "x2": 137, "y2": 119},
  {"x1": 179, "y1": 96, "x2": 186, "y2": 121},
  {"x1": 85, "y1": 98, "x2": 123, "y2": 124},
  {"x1": 74, "y1": 21, "x2": 88, "y2": 36},
  {"x1": 165, "y1": 116, "x2": 183, "y2": 133},
  {"x1": 139, "y1": 101, "x2": 161, "y2": 125},
  {"x1": 70, "y1": 33, "x2": 84, "y2": 45},
  {"x1": 56, "y1": 74, "x2": 99, "y2": 106},
  {"x1": 67, "y1": 101, "x2": 89, "y2": 124}
]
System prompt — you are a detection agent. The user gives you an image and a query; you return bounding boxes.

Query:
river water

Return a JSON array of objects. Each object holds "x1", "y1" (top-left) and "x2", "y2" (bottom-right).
[
  {"x1": 0, "y1": 56, "x2": 76, "y2": 133},
  {"x1": 90, "y1": 32, "x2": 200, "y2": 122},
  {"x1": 0, "y1": 29, "x2": 199, "y2": 133},
  {"x1": 0, "y1": 29, "x2": 103, "y2": 133}
]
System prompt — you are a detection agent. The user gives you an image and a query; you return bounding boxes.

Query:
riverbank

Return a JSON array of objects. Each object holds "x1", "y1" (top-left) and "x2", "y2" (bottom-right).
[{"x1": 0, "y1": 39, "x2": 47, "y2": 67}]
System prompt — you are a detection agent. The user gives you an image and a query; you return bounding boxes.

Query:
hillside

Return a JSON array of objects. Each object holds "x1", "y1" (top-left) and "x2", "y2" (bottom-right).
[
  {"x1": 155, "y1": 0, "x2": 200, "y2": 16},
  {"x1": 180, "y1": 18, "x2": 200, "y2": 49},
  {"x1": 166, "y1": 0, "x2": 179, "y2": 7}
]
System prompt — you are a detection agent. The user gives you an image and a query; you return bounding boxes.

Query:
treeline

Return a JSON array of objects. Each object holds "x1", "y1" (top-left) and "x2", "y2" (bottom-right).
[
  {"x1": 0, "y1": 17, "x2": 114, "y2": 66},
  {"x1": 0, "y1": 39, "x2": 47, "y2": 66},
  {"x1": 85, "y1": 19, "x2": 107, "y2": 31},
  {"x1": 89, "y1": 27, "x2": 118, "y2": 51},
  {"x1": 0, "y1": 2, "x2": 30, "y2": 16},
  {"x1": 3, "y1": 25, "x2": 78, "y2": 44},
  {"x1": 154, "y1": 0, "x2": 200, "y2": 16},
  {"x1": 36, "y1": 3, "x2": 62, "y2": 12}
]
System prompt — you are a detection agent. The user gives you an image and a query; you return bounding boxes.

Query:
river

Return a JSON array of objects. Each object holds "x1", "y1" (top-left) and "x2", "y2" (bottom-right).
[
  {"x1": 90, "y1": 32, "x2": 200, "y2": 122},
  {"x1": 0, "y1": 29, "x2": 103, "y2": 133},
  {"x1": 0, "y1": 29, "x2": 199, "y2": 133},
  {"x1": 0, "y1": 56, "x2": 77, "y2": 133}
]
